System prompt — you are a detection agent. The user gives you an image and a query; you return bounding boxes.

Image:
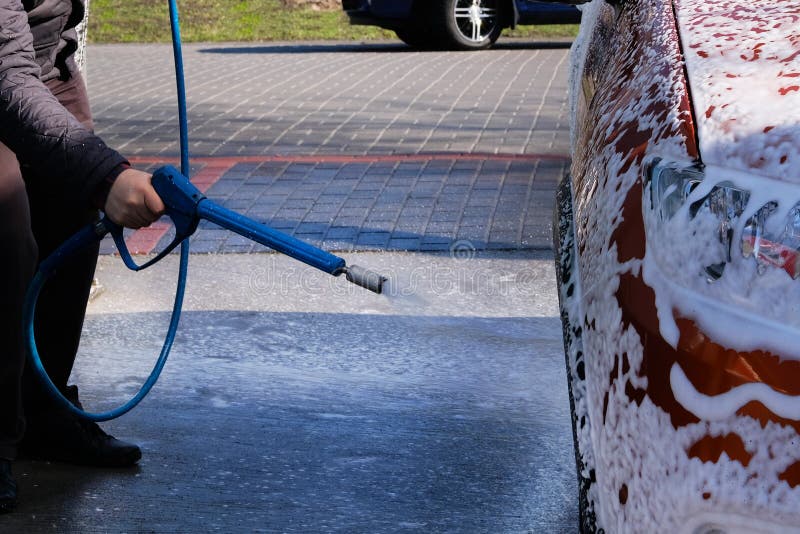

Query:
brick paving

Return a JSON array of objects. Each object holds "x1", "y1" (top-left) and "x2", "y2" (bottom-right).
[{"x1": 87, "y1": 40, "x2": 573, "y2": 254}]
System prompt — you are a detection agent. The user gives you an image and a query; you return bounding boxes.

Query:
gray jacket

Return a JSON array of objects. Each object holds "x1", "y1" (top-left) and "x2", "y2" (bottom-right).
[{"x1": 0, "y1": 0, "x2": 127, "y2": 205}]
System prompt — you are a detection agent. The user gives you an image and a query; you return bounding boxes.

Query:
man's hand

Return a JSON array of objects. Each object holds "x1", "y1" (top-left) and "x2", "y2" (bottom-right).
[{"x1": 104, "y1": 168, "x2": 166, "y2": 229}]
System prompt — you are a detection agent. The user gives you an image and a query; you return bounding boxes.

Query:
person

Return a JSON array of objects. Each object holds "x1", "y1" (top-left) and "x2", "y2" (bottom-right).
[{"x1": 0, "y1": 0, "x2": 165, "y2": 513}]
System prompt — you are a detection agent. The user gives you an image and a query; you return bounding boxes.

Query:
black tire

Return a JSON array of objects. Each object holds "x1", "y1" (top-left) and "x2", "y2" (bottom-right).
[
  {"x1": 432, "y1": 0, "x2": 504, "y2": 51},
  {"x1": 394, "y1": 28, "x2": 437, "y2": 50},
  {"x1": 554, "y1": 175, "x2": 599, "y2": 533}
]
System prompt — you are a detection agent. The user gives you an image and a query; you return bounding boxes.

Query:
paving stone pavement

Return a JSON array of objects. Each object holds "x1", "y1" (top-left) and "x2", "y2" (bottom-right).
[{"x1": 87, "y1": 40, "x2": 573, "y2": 254}]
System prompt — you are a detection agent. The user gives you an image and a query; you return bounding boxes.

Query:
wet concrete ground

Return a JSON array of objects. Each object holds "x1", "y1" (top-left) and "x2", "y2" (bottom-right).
[{"x1": 5, "y1": 253, "x2": 578, "y2": 532}]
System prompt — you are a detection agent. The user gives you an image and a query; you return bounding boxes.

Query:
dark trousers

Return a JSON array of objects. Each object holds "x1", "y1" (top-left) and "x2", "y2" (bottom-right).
[{"x1": 0, "y1": 73, "x2": 99, "y2": 460}]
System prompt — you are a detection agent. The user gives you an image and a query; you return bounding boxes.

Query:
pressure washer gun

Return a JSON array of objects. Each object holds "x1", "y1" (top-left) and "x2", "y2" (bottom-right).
[
  {"x1": 38, "y1": 165, "x2": 386, "y2": 293},
  {"x1": 24, "y1": 164, "x2": 387, "y2": 422},
  {"x1": 108, "y1": 165, "x2": 386, "y2": 293}
]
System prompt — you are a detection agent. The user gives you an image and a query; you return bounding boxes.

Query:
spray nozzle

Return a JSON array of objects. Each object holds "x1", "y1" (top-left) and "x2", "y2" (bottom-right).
[{"x1": 344, "y1": 265, "x2": 387, "y2": 294}]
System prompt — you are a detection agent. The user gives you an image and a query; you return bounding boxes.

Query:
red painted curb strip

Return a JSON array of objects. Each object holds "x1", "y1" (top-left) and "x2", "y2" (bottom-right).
[
  {"x1": 123, "y1": 153, "x2": 570, "y2": 254},
  {"x1": 128, "y1": 152, "x2": 570, "y2": 166}
]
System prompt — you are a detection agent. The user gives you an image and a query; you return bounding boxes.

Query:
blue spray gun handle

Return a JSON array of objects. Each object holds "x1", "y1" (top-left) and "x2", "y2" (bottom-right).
[
  {"x1": 108, "y1": 165, "x2": 386, "y2": 292},
  {"x1": 105, "y1": 165, "x2": 203, "y2": 271}
]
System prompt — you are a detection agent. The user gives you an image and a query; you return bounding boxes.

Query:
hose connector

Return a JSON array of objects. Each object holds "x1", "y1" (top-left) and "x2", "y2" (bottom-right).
[{"x1": 344, "y1": 265, "x2": 387, "y2": 294}]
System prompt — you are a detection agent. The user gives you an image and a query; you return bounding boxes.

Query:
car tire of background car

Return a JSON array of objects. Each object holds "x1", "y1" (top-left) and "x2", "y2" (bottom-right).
[
  {"x1": 394, "y1": 28, "x2": 438, "y2": 50},
  {"x1": 432, "y1": 0, "x2": 504, "y2": 51}
]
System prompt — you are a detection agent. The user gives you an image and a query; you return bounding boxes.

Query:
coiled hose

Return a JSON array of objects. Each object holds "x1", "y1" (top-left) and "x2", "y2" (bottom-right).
[{"x1": 22, "y1": 0, "x2": 192, "y2": 422}]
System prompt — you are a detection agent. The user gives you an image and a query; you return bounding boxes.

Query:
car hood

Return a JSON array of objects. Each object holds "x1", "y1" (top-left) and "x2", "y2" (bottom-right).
[{"x1": 674, "y1": 0, "x2": 800, "y2": 182}]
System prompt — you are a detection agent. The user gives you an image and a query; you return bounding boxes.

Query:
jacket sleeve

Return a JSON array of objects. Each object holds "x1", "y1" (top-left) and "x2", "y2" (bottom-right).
[{"x1": 0, "y1": 0, "x2": 127, "y2": 205}]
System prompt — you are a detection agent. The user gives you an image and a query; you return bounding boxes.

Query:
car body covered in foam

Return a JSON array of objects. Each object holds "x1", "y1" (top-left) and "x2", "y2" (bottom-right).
[{"x1": 554, "y1": 0, "x2": 800, "y2": 532}]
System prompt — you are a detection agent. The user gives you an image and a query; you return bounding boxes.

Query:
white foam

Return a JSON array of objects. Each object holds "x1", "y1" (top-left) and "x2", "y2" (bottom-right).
[
  {"x1": 671, "y1": 363, "x2": 800, "y2": 421},
  {"x1": 675, "y1": 0, "x2": 800, "y2": 181}
]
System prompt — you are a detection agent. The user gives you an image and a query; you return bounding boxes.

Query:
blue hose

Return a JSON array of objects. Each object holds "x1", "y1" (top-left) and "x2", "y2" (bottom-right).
[{"x1": 23, "y1": 0, "x2": 191, "y2": 422}]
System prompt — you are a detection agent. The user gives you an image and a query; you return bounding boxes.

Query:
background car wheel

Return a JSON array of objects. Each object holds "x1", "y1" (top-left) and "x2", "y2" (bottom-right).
[
  {"x1": 394, "y1": 28, "x2": 437, "y2": 50},
  {"x1": 433, "y1": 0, "x2": 504, "y2": 51}
]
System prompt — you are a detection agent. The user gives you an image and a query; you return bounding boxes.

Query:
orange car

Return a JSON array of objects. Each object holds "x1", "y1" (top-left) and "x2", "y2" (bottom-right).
[{"x1": 554, "y1": 0, "x2": 800, "y2": 531}]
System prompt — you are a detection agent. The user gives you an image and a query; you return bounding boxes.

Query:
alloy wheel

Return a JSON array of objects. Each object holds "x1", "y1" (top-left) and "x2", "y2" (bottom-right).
[{"x1": 453, "y1": 0, "x2": 499, "y2": 44}]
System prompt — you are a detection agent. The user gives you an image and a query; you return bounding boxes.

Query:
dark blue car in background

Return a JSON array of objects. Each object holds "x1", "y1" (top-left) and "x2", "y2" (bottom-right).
[{"x1": 342, "y1": 0, "x2": 581, "y2": 50}]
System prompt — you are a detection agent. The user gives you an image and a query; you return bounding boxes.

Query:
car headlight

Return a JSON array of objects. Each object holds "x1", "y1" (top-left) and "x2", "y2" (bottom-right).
[{"x1": 645, "y1": 159, "x2": 800, "y2": 282}]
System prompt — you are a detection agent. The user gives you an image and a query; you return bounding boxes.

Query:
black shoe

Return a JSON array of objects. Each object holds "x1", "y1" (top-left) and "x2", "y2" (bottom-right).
[
  {"x1": 21, "y1": 387, "x2": 142, "y2": 468},
  {"x1": 0, "y1": 459, "x2": 17, "y2": 513}
]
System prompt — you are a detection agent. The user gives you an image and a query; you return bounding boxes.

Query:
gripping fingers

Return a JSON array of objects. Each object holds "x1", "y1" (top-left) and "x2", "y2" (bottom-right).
[
  {"x1": 143, "y1": 184, "x2": 166, "y2": 220},
  {"x1": 105, "y1": 168, "x2": 163, "y2": 229}
]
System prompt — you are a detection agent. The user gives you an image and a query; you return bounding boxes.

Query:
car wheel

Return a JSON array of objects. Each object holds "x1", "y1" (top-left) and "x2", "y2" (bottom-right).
[
  {"x1": 432, "y1": 0, "x2": 504, "y2": 50},
  {"x1": 394, "y1": 28, "x2": 437, "y2": 49}
]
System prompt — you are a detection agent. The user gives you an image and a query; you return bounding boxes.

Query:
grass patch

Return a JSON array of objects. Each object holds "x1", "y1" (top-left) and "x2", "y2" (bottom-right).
[
  {"x1": 505, "y1": 24, "x2": 578, "y2": 40},
  {"x1": 89, "y1": 0, "x2": 578, "y2": 43}
]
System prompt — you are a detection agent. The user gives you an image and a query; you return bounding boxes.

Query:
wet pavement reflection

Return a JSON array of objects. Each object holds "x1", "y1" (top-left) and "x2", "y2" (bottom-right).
[{"x1": 5, "y1": 253, "x2": 578, "y2": 532}]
